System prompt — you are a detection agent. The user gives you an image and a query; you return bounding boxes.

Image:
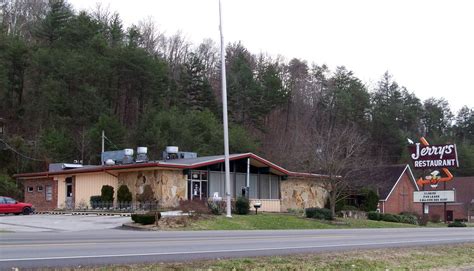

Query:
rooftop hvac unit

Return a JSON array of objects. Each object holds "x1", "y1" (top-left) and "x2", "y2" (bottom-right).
[
  {"x1": 166, "y1": 146, "x2": 179, "y2": 154},
  {"x1": 135, "y1": 147, "x2": 149, "y2": 163},
  {"x1": 162, "y1": 147, "x2": 197, "y2": 160}
]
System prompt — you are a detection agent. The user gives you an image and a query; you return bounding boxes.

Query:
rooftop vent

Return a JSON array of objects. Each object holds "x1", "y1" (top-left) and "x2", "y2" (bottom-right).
[
  {"x1": 62, "y1": 163, "x2": 83, "y2": 169},
  {"x1": 135, "y1": 147, "x2": 148, "y2": 163},
  {"x1": 162, "y1": 146, "x2": 197, "y2": 160}
]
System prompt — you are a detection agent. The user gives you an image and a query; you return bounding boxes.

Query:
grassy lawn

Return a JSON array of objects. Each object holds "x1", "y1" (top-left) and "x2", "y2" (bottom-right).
[
  {"x1": 186, "y1": 213, "x2": 427, "y2": 230},
  {"x1": 59, "y1": 243, "x2": 474, "y2": 270}
]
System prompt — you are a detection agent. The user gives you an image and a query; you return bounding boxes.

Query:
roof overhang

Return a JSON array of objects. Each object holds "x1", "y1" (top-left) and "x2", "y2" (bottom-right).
[{"x1": 14, "y1": 153, "x2": 325, "y2": 179}]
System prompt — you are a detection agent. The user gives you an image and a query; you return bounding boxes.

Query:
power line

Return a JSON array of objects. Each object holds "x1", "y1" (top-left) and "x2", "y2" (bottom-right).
[
  {"x1": 0, "y1": 138, "x2": 44, "y2": 162},
  {"x1": 103, "y1": 135, "x2": 120, "y2": 150}
]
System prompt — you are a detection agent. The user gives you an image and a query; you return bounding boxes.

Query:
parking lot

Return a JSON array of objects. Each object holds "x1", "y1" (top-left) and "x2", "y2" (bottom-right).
[{"x1": 0, "y1": 214, "x2": 131, "y2": 232}]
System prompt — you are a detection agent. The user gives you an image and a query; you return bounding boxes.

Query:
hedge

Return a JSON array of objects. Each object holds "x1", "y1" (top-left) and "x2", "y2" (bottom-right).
[
  {"x1": 305, "y1": 207, "x2": 333, "y2": 220},
  {"x1": 90, "y1": 195, "x2": 102, "y2": 209},
  {"x1": 367, "y1": 212, "x2": 418, "y2": 225},
  {"x1": 367, "y1": 211, "x2": 381, "y2": 221},
  {"x1": 448, "y1": 221, "x2": 467, "y2": 227},
  {"x1": 131, "y1": 212, "x2": 161, "y2": 225}
]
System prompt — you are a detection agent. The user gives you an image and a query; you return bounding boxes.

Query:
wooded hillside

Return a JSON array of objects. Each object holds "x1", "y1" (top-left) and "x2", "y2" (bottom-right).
[{"x1": 1, "y1": 0, "x2": 473, "y2": 185}]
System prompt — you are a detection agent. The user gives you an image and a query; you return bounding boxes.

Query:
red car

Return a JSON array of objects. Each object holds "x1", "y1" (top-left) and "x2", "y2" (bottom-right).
[{"x1": 0, "y1": 196, "x2": 34, "y2": 215}]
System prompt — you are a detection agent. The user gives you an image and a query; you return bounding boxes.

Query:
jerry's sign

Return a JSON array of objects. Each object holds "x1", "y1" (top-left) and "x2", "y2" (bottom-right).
[{"x1": 409, "y1": 143, "x2": 459, "y2": 169}]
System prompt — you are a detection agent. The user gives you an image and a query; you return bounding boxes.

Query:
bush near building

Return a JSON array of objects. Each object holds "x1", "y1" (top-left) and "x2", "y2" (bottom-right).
[
  {"x1": 90, "y1": 195, "x2": 102, "y2": 209},
  {"x1": 305, "y1": 208, "x2": 333, "y2": 220},
  {"x1": 367, "y1": 211, "x2": 418, "y2": 225},
  {"x1": 448, "y1": 219, "x2": 467, "y2": 227},
  {"x1": 101, "y1": 185, "x2": 114, "y2": 208},
  {"x1": 235, "y1": 197, "x2": 250, "y2": 215},
  {"x1": 117, "y1": 185, "x2": 132, "y2": 208}
]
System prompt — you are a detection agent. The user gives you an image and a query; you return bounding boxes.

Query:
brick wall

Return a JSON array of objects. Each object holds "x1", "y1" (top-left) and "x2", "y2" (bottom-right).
[
  {"x1": 427, "y1": 204, "x2": 467, "y2": 221},
  {"x1": 382, "y1": 173, "x2": 422, "y2": 215},
  {"x1": 22, "y1": 178, "x2": 58, "y2": 211}
]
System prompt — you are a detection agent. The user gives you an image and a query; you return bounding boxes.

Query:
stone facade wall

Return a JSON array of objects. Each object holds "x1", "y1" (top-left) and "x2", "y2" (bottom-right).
[
  {"x1": 22, "y1": 178, "x2": 58, "y2": 211},
  {"x1": 280, "y1": 177, "x2": 328, "y2": 211},
  {"x1": 118, "y1": 169, "x2": 186, "y2": 208}
]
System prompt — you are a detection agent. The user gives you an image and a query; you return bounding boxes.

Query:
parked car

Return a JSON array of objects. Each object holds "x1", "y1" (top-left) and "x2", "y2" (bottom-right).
[{"x1": 0, "y1": 196, "x2": 34, "y2": 215}]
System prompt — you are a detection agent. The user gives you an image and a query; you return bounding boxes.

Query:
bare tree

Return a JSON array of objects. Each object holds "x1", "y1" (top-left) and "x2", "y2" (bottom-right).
[
  {"x1": 1, "y1": 0, "x2": 48, "y2": 39},
  {"x1": 137, "y1": 16, "x2": 165, "y2": 56},
  {"x1": 308, "y1": 123, "x2": 370, "y2": 216}
]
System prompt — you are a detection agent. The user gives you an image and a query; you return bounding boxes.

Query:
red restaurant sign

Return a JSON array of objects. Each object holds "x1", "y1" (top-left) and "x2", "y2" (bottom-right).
[{"x1": 409, "y1": 143, "x2": 459, "y2": 169}]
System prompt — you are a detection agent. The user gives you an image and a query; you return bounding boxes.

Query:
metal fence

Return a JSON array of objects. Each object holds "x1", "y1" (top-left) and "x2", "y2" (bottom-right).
[{"x1": 62, "y1": 201, "x2": 162, "y2": 212}]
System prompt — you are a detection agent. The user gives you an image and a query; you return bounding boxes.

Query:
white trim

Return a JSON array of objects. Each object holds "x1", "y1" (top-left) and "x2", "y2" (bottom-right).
[
  {"x1": 405, "y1": 164, "x2": 420, "y2": 191},
  {"x1": 384, "y1": 164, "x2": 418, "y2": 201}
]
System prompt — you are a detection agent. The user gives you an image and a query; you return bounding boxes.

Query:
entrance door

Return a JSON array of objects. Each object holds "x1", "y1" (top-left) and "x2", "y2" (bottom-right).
[
  {"x1": 65, "y1": 177, "x2": 73, "y2": 209},
  {"x1": 446, "y1": 210, "x2": 454, "y2": 222},
  {"x1": 187, "y1": 171, "x2": 208, "y2": 200},
  {"x1": 191, "y1": 181, "x2": 199, "y2": 200}
]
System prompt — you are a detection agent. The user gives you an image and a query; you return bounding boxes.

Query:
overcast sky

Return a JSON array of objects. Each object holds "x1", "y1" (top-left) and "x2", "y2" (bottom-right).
[{"x1": 69, "y1": 0, "x2": 474, "y2": 114}]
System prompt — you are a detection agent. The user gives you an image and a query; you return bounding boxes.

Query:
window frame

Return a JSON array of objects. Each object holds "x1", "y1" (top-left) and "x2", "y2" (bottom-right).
[{"x1": 27, "y1": 186, "x2": 34, "y2": 193}]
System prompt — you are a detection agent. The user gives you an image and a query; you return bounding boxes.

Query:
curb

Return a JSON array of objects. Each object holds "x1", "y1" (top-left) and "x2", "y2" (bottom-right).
[{"x1": 121, "y1": 223, "x2": 156, "y2": 231}]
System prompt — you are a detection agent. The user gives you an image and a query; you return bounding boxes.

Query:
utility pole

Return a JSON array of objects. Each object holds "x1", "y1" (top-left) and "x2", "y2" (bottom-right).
[
  {"x1": 101, "y1": 130, "x2": 105, "y2": 165},
  {"x1": 219, "y1": 0, "x2": 232, "y2": 218}
]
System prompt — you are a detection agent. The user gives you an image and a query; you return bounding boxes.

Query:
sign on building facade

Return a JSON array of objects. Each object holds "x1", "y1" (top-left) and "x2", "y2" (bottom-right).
[{"x1": 413, "y1": 190, "x2": 455, "y2": 203}]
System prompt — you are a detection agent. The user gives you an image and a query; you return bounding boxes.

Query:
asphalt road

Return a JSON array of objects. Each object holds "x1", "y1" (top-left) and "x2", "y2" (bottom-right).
[{"x1": 1, "y1": 227, "x2": 473, "y2": 269}]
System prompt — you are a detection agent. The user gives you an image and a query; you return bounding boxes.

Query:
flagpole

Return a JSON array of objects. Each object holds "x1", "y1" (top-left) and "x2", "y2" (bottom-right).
[{"x1": 219, "y1": 0, "x2": 232, "y2": 218}]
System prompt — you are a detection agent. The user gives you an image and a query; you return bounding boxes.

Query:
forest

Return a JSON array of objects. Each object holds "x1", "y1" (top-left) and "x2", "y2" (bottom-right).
[{"x1": 1, "y1": 0, "x2": 473, "y2": 197}]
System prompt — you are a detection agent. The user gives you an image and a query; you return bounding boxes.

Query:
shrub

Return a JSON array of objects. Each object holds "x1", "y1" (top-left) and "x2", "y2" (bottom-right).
[
  {"x1": 90, "y1": 195, "x2": 102, "y2": 209},
  {"x1": 235, "y1": 197, "x2": 250, "y2": 215},
  {"x1": 208, "y1": 200, "x2": 223, "y2": 215},
  {"x1": 305, "y1": 207, "x2": 333, "y2": 220},
  {"x1": 418, "y1": 215, "x2": 429, "y2": 226},
  {"x1": 131, "y1": 212, "x2": 160, "y2": 225},
  {"x1": 430, "y1": 214, "x2": 441, "y2": 223},
  {"x1": 117, "y1": 185, "x2": 132, "y2": 202},
  {"x1": 101, "y1": 185, "x2": 114, "y2": 208},
  {"x1": 367, "y1": 211, "x2": 381, "y2": 221},
  {"x1": 179, "y1": 199, "x2": 210, "y2": 216},
  {"x1": 399, "y1": 214, "x2": 418, "y2": 225},
  {"x1": 381, "y1": 213, "x2": 400, "y2": 223},
  {"x1": 448, "y1": 221, "x2": 467, "y2": 227}
]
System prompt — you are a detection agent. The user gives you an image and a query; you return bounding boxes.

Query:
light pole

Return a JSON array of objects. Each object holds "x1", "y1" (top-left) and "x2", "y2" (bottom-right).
[{"x1": 219, "y1": 0, "x2": 232, "y2": 218}]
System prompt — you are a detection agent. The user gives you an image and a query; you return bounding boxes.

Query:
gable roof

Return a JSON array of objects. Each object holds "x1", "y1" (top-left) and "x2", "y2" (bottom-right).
[
  {"x1": 14, "y1": 153, "x2": 325, "y2": 179},
  {"x1": 352, "y1": 164, "x2": 419, "y2": 201},
  {"x1": 425, "y1": 176, "x2": 474, "y2": 205}
]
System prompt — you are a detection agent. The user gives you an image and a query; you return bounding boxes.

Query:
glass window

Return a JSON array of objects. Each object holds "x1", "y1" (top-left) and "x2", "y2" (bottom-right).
[
  {"x1": 209, "y1": 172, "x2": 225, "y2": 198},
  {"x1": 0, "y1": 197, "x2": 5, "y2": 204},
  {"x1": 249, "y1": 174, "x2": 258, "y2": 199},
  {"x1": 37, "y1": 185, "x2": 43, "y2": 192},
  {"x1": 270, "y1": 175, "x2": 280, "y2": 199},
  {"x1": 4, "y1": 197, "x2": 16, "y2": 204},
  {"x1": 235, "y1": 173, "x2": 246, "y2": 197},
  {"x1": 259, "y1": 175, "x2": 270, "y2": 199},
  {"x1": 27, "y1": 186, "x2": 33, "y2": 193},
  {"x1": 45, "y1": 185, "x2": 53, "y2": 201}
]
